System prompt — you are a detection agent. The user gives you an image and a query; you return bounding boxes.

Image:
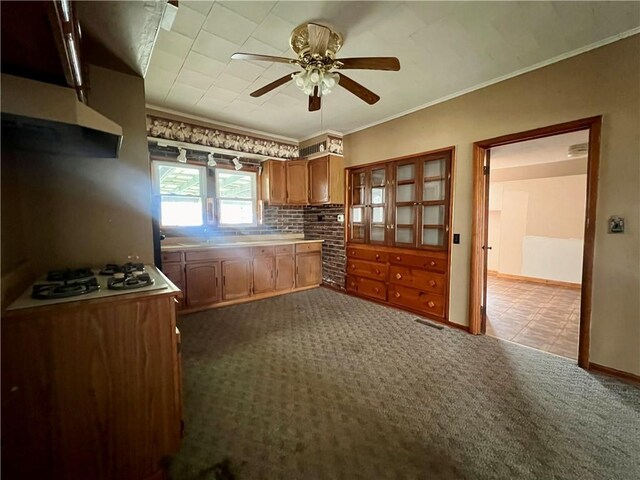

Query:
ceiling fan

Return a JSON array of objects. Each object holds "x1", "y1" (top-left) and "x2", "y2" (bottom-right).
[{"x1": 231, "y1": 23, "x2": 400, "y2": 112}]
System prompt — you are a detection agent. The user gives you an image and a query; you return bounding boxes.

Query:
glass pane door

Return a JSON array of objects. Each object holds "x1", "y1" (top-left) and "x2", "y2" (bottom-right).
[
  {"x1": 351, "y1": 206, "x2": 365, "y2": 242},
  {"x1": 419, "y1": 157, "x2": 448, "y2": 248},
  {"x1": 369, "y1": 167, "x2": 387, "y2": 244},
  {"x1": 352, "y1": 170, "x2": 366, "y2": 205},
  {"x1": 350, "y1": 169, "x2": 367, "y2": 243},
  {"x1": 393, "y1": 162, "x2": 418, "y2": 247},
  {"x1": 423, "y1": 158, "x2": 446, "y2": 202}
]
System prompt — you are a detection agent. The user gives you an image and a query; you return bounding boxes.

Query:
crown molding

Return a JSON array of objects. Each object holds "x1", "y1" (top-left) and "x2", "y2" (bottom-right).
[
  {"x1": 343, "y1": 28, "x2": 640, "y2": 137},
  {"x1": 145, "y1": 104, "x2": 299, "y2": 144},
  {"x1": 299, "y1": 129, "x2": 345, "y2": 143}
]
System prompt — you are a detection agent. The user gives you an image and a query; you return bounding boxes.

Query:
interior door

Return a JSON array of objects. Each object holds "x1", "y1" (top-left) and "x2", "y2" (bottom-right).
[{"x1": 480, "y1": 149, "x2": 491, "y2": 333}]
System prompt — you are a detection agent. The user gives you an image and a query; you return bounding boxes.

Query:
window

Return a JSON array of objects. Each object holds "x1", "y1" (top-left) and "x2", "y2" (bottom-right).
[
  {"x1": 153, "y1": 162, "x2": 206, "y2": 227},
  {"x1": 215, "y1": 169, "x2": 257, "y2": 225}
]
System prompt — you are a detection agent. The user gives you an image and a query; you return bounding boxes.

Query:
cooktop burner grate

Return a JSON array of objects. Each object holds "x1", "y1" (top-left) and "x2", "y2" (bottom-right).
[
  {"x1": 107, "y1": 273, "x2": 154, "y2": 290},
  {"x1": 46, "y1": 268, "x2": 95, "y2": 282},
  {"x1": 32, "y1": 278, "x2": 100, "y2": 299},
  {"x1": 99, "y1": 263, "x2": 145, "y2": 276}
]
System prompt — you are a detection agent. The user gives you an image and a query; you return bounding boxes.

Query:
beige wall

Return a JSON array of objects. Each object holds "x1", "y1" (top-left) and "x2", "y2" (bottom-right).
[
  {"x1": 1, "y1": 65, "x2": 153, "y2": 282},
  {"x1": 489, "y1": 175, "x2": 587, "y2": 281},
  {"x1": 344, "y1": 35, "x2": 640, "y2": 375}
]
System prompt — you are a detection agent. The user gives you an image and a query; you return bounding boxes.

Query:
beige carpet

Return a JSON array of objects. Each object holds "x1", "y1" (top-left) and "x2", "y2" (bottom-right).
[{"x1": 170, "y1": 288, "x2": 640, "y2": 480}]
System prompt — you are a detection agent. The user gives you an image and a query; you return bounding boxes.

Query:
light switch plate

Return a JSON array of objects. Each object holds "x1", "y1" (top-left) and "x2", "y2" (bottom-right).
[{"x1": 608, "y1": 216, "x2": 624, "y2": 233}]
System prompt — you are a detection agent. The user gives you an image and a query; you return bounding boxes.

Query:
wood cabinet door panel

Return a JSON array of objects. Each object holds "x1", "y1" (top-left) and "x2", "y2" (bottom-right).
[
  {"x1": 388, "y1": 285, "x2": 445, "y2": 317},
  {"x1": 346, "y1": 259, "x2": 387, "y2": 282},
  {"x1": 185, "y1": 263, "x2": 220, "y2": 307},
  {"x1": 296, "y1": 242, "x2": 322, "y2": 253},
  {"x1": 270, "y1": 160, "x2": 287, "y2": 204},
  {"x1": 286, "y1": 160, "x2": 309, "y2": 204},
  {"x1": 162, "y1": 252, "x2": 182, "y2": 263},
  {"x1": 296, "y1": 252, "x2": 322, "y2": 287},
  {"x1": 253, "y1": 256, "x2": 275, "y2": 294},
  {"x1": 389, "y1": 266, "x2": 446, "y2": 295},
  {"x1": 309, "y1": 156, "x2": 329, "y2": 204},
  {"x1": 162, "y1": 263, "x2": 184, "y2": 286},
  {"x1": 275, "y1": 255, "x2": 295, "y2": 290},
  {"x1": 222, "y1": 260, "x2": 252, "y2": 300}
]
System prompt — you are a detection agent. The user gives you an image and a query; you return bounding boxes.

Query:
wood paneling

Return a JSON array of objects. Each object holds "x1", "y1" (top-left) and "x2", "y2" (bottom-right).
[
  {"x1": 275, "y1": 254, "x2": 295, "y2": 290},
  {"x1": 286, "y1": 160, "x2": 308, "y2": 204},
  {"x1": 185, "y1": 262, "x2": 219, "y2": 307},
  {"x1": 296, "y1": 252, "x2": 322, "y2": 287},
  {"x1": 1, "y1": 295, "x2": 181, "y2": 480},
  {"x1": 253, "y1": 255, "x2": 275, "y2": 294},
  {"x1": 222, "y1": 259, "x2": 252, "y2": 300}
]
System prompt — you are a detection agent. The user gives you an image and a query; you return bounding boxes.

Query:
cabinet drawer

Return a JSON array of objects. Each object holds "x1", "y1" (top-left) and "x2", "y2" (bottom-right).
[
  {"x1": 346, "y1": 259, "x2": 387, "y2": 281},
  {"x1": 295, "y1": 242, "x2": 322, "y2": 253},
  {"x1": 347, "y1": 275, "x2": 386, "y2": 301},
  {"x1": 185, "y1": 247, "x2": 251, "y2": 263},
  {"x1": 346, "y1": 247, "x2": 387, "y2": 263},
  {"x1": 388, "y1": 252, "x2": 446, "y2": 273},
  {"x1": 388, "y1": 285, "x2": 445, "y2": 317},
  {"x1": 161, "y1": 251, "x2": 182, "y2": 263},
  {"x1": 389, "y1": 266, "x2": 445, "y2": 295},
  {"x1": 162, "y1": 263, "x2": 184, "y2": 285},
  {"x1": 275, "y1": 244, "x2": 293, "y2": 255},
  {"x1": 252, "y1": 246, "x2": 275, "y2": 257}
]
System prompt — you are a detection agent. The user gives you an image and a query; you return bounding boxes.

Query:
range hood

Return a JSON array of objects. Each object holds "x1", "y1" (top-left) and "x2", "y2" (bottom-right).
[{"x1": 1, "y1": 74, "x2": 123, "y2": 158}]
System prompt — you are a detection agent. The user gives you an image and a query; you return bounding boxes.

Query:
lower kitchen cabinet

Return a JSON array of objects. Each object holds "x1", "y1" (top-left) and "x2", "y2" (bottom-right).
[
  {"x1": 253, "y1": 255, "x2": 275, "y2": 294},
  {"x1": 296, "y1": 252, "x2": 322, "y2": 287},
  {"x1": 222, "y1": 259, "x2": 252, "y2": 300},
  {"x1": 185, "y1": 262, "x2": 219, "y2": 307},
  {"x1": 1, "y1": 289, "x2": 182, "y2": 480},
  {"x1": 275, "y1": 254, "x2": 295, "y2": 290}
]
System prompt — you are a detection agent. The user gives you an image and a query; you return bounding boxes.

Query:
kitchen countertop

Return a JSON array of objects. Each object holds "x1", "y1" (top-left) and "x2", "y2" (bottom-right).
[{"x1": 161, "y1": 238, "x2": 324, "y2": 251}]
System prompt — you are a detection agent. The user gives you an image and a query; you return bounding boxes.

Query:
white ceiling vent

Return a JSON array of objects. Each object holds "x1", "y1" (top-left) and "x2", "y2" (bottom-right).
[{"x1": 567, "y1": 142, "x2": 588, "y2": 158}]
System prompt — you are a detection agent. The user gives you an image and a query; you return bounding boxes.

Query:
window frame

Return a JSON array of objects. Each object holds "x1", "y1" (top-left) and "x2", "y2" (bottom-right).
[
  {"x1": 152, "y1": 160, "x2": 208, "y2": 228},
  {"x1": 214, "y1": 166, "x2": 259, "y2": 227}
]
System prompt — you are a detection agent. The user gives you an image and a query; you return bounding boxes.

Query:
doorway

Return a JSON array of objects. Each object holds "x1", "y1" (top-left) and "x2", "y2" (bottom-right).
[
  {"x1": 485, "y1": 131, "x2": 588, "y2": 359},
  {"x1": 469, "y1": 117, "x2": 602, "y2": 368}
]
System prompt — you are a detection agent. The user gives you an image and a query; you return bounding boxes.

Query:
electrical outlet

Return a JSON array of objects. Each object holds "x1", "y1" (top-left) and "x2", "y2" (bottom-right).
[{"x1": 337, "y1": 214, "x2": 344, "y2": 223}]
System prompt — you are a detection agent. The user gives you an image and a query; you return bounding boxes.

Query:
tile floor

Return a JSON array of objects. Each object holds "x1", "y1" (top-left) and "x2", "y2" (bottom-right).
[{"x1": 486, "y1": 275, "x2": 581, "y2": 360}]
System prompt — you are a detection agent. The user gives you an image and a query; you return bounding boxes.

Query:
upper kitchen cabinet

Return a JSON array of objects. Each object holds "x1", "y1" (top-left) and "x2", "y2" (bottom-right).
[
  {"x1": 285, "y1": 160, "x2": 309, "y2": 205},
  {"x1": 308, "y1": 155, "x2": 345, "y2": 205},
  {"x1": 261, "y1": 160, "x2": 287, "y2": 205}
]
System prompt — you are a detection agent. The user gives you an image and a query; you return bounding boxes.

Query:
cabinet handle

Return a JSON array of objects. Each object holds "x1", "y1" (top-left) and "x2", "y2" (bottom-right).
[
  {"x1": 430, "y1": 261, "x2": 436, "y2": 266},
  {"x1": 276, "y1": 269, "x2": 279, "y2": 278},
  {"x1": 428, "y1": 280, "x2": 436, "y2": 287},
  {"x1": 216, "y1": 277, "x2": 218, "y2": 287},
  {"x1": 395, "y1": 273, "x2": 402, "y2": 280},
  {"x1": 174, "y1": 298, "x2": 179, "y2": 304},
  {"x1": 394, "y1": 292, "x2": 401, "y2": 298},
  {"x1": 223, "y1": 276, "x2": 226, "y2": 286},
  {"x1": 374, "y1": 287, "x2": 379, "y2": 293},
  {"x1": 427, "y1": 301, "x2": 435, "y2": 308}
]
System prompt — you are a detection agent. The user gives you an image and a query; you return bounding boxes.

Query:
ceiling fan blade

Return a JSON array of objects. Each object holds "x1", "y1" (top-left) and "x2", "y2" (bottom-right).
[
  {"x1": 337, "y1": 57, "x2": 400, "y2": 71},
  {"x1": 232, "y1": 52, "x2": 297, "y2": 64},
  {"x1": 250, "y1": 74, "x2": 294, "y2": 97},
  {"x1": 307, "y1": 23, "x2": 330, "y2": 56},
  {"x1": 309, "y1": 86, "x2": 321, "y2": 112},
  {"x1": 337, "y1": 73, "x2": 380, "y2": 105}
]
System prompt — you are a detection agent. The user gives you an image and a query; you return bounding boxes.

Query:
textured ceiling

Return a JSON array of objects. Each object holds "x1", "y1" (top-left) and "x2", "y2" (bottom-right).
[{"x1": 144, "y1": 1, "x2": 640, "y2": 139}]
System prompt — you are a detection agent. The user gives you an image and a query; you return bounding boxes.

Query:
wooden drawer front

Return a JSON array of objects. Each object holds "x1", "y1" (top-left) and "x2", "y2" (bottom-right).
[
  {"x1": 162, "y1": 263, "x2": 184, "y2": 286},
  {"x1": 347, "y1": 259, "x2": 387, "y2": 281},
  {"x1": 388, "y1": 285, "x2": 445, "y2": 317},
  {"x1": 161, "y1": 251, "x2": 182, "y2": 263},
  {"x1": 252, "y1": 246, "x2": 275, "y2": 257},
  {"x1": 346, "y1": 247, "x2": 387, "y2": 263},
  {"x1": 388, "y1": 252, "x2": 446, "y2": 273},
  {"x1": 296, "y1": 242, "x2": 322, "y2": 253},
  {"x1": 275, "y1": 244, "x2": 293, "y2": 255},
  {"x1": 185, "y1": 247, "x2": 250, "y2": 263},
  {"x1": 389, "y1": 266, "x2": 445, "y2": 295},
  {"x1": 347, "y1": 275, "x2": 386, "y2": 301}
]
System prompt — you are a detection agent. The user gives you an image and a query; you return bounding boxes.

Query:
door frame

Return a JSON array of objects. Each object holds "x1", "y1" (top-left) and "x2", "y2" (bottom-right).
[{"x1": 468, "y1": 116, "x2": 602, "y2": 369}]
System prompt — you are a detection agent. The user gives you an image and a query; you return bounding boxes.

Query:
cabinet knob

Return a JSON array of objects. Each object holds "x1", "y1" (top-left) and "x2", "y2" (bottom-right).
[
  {"x1": 350, "y1": 282, "x2": 355, "y2": 287},
  {"x1": 374, "y1": 287, "x2": 379, "y2": 293},
  {"x1": 430, "y1": 261, "x2": 436, "y2": 266},
  {"x1": 427, "y1": 301, "x2": 435, "y2": 308},
  {"x1": 394, "y1": 292, "x2": 401, "y2": 298},
  {"x1": 396, "y1": 256, "x2": 401, "y2": 261},
  {"x1": 395, "y1": 273, "x2": 402, "y2": 280},
  {"x1": 351, "y1": 251, "x2": 355, "y2": 255},
  {"x1": 429, "y1": 280, "x2": 436, "y2": 287},
  {"x1": 351, "y1": 264, "x2": 356, "y2": 269},
  {"x1": 375, "y1": 254, "x2": 380, "y2": 260},
  {"x1": 375, "y1": 269, "x2": 380, "y2": 275}
]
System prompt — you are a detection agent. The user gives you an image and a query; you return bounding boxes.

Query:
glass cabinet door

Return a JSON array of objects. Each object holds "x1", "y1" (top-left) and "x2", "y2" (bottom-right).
[
  {"x1": 349, "y1": 170, "x2": 366, "y2": 242},
  {"x1": 394, "y1": 161, "x2": 418, "y2": 246},
  {"x1": 369, "y1": 167, "x2": 387, "y2": 244},
  {"x1": 420, "y1": 156, "x2": 448, "y2": 248}
]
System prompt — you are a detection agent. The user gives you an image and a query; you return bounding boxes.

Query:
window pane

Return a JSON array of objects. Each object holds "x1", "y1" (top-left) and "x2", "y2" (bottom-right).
[
  {"x1": 219, "y1": 199, "x2": 254, "y2": 224},
  {"x1": 372, "y1": 186, "x2": 385, "y2": 204},
  {"x1": 217, "y1": 171, "x2": 254, "y2": 199},
  {"x1": 352, "y1": 207, "x2": 364, "y2": 223},
  {"x1": 161, "y1": 196, "x2": 203, "y2": 226},
  {"x1": 372, "y1": 206, "x2": 385, "y2": 224},
  {"x1": 158, "y1": 165, "x2": 203, "y2": 195}
]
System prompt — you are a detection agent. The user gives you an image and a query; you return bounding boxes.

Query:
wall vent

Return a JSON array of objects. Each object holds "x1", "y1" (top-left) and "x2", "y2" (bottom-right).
[
  {"x1": 299, "y1": 140, "x2": 326, "y2": 158},
  {"x1": 567, "y1": 142, "x2": 588, "y2": 158}
]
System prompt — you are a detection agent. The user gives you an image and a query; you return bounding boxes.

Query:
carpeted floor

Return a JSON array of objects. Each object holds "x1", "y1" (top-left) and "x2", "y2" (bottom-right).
[{"x1": 169, "y1": 288, "x2": 640, "y2": 480}]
